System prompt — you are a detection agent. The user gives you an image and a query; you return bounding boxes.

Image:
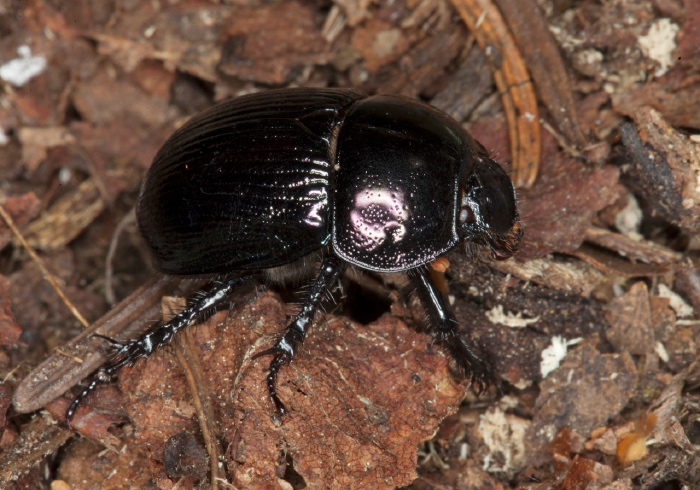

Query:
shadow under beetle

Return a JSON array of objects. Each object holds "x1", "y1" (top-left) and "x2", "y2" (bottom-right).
[{"x1": 66, "y1": 88, "x2": 523, "y2": 422}]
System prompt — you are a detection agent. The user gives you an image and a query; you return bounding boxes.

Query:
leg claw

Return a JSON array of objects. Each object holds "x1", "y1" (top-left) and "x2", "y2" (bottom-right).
[{"x1": 253, "y1": 344, "x2": 292, "y2": 418}]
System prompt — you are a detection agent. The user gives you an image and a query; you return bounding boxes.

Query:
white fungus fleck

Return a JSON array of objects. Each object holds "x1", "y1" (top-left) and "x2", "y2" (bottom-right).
[{"x1": 0, "y1": 45, "x2": 47, "y2": 87}]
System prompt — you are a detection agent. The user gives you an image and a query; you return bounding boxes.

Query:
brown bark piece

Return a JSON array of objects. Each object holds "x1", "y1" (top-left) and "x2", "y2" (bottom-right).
[
  {"x1": 57, "y1": 437, "x2": 158, "y2": 490},
  {"x1": 620, "y1": 107, "x2": 700, "y2": 234},
  {"x1": 478, "y1": 323, "x2": 549, "y2": 389},
  {"x1": 0, "y1": 275, "x2": 20, "y2": 347},
  {"x1": 674, "y1": 265, "x2": 700, "y2": 313},
  {"x1": 92, "y1": 33, "x2": 168, "y2": 74},
  {"x1": 231, "y1": 309, "x2": 467, "y2": 488},
  {"x1": 436, "y1": 459, "x2": 502, "y2": 489},
  {"x1": 0, "y1": 415, "x2": 73, "y2": 487},
  {"x1": 377, "y1": 23, "x2": 468, "y2": 97},
  {"x1": 452, "y1": 259, "x2": 609, "y2": 386},
  {"x1": 0, "y1": 384, "x2": 12, "y2": 433},
  {"x1": 649, "y1": 295, "x2": 676, "y2": 343},
  {"x1": 430, "y1": 46, "x2": 494, "y2": 122},
  {"x1": 112, "y1": 290, "x2": 465, "y2": 488},
  {"x1": 334, "y1": 0, "x2": 373, "y2": 27},
  {"x1": 571, "y1": 244, "x2": 669, "y2": 278},
  {"x1": 586, "y1": 427, "x2": 618, "y2": 455},
  {"x1": 219, "y1": 1, "x2": 331, "y2": 85},
  {"x1": 604, "y1": 281, "x2": 654, "y2": 356},
  {"x1": 163, "y1": 431, "x2": 208, "y2": 481},
  {"x1": 614, "y1": 82, "x2": 700, "y2": 132},
  {"x1": 71, "y1": 72, "x2": 170, "y2": 128},
  {"x1": 21, "y1": 179, "x2": 104, "y2": 251},
  {"x1": 0, "y1": 193, "x2": 42, "y2": 251},
  {"x1": 70, "y1": 119, "x2": 167, "y2": 174},
  {"x1": 663, "y1": 326, "x2": 697, "y2": 373},
  {"x1": 525, "y1": 344, "x2": 637, "y2": 466},
  {"x1": 649, "y1": 373, "x2": 695, "y2": 454},
  {"x1": 351, "y1": 17, "x2": 411, "y2": 74},
  {"x1": 46, "y1": 387, "x2": 125, "y2": 442},
  {"x1": 516, "y1": 135, "x2": 620, "y2": 259},
  {"x1": 626, "y1": 446, "x2": 700, "y2": 489},
  {"x1": 491, "y1": 254, "x2": 608, "y2": 297},
  {"x1": 583, "y1": 227, "x2": 680, "y2": 266},
  {"x1": 17, "y1": 127, "x2": 76, "y2": 174},
  {"x1": 6, "y1": 250, "x2": 107, "y2": 348}
]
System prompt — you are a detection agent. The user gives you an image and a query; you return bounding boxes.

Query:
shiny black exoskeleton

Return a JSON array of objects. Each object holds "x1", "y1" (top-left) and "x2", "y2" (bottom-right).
[{"x1": 66, "y1": 88, "x2": 522, "y2": 421}]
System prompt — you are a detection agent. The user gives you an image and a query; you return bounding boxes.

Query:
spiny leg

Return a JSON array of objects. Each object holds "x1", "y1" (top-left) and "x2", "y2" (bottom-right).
[
  {"x1": 65, "y1": 275, "x2": 252, "y2": 424},
  {"x1": 411, "y1": 267, "x2": 497, "y2": 392},
  {"x1": 254, "y1": 255, "x2": 344, "y2": 417}
]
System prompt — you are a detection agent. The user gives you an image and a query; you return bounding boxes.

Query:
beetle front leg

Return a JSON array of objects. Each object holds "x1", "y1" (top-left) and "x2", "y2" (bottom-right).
[
  {"x1": 255, "y1": 255, "x2": 345, "y2": 417},
  {"x1": 411, "y1": 267, "x2": 497, "y2": 393}
]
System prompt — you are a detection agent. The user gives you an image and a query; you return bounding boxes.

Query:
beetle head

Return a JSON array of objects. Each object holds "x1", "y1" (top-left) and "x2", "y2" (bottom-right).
[{"x1": 458, "y1": 158, "x2": 522, "y2": 260}]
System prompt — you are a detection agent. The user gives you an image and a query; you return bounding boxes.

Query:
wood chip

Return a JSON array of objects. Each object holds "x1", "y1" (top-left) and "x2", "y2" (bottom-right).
[{"x1": 21, "y1": 179, "x2": 104, "y2": 251}]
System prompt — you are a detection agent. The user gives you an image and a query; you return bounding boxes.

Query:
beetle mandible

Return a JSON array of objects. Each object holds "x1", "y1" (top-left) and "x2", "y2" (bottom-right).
[{"x1": 66, "y1": 87, "x2": 522, "y2": 421}]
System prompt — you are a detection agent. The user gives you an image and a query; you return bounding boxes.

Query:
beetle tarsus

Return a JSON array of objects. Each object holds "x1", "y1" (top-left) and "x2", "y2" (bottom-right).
[
  {"x1": 92, "y1": 334, "x2": 124, "y2": 348},
  {"x1": 254, "y1": 255, "x2": 344, "y2": 417},
  {"x1": 437, "y1": 330, "x2": 499, "y2": 393},
  {"x1": 253, "y1": 346, "x2": 291, "y2": 417},
  {"x1": 412, "y1": 267, "x2": 498, "y2": 392},
  {"x1": 263, "y1": 349, "x2": 291, "y2": 417}
]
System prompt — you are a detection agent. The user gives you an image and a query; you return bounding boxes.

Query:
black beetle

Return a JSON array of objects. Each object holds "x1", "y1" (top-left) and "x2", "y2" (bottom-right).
[{"x1": 66, "y1": 87, "x2": 522, "y2": 421}]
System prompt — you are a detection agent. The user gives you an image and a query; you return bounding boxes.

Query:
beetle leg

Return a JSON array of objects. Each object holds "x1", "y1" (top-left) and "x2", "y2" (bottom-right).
[
  {"x1": 254, "y1": 255, "x2": 345, "y2": 417},
  {"x1": 411, "y1": 268, "x2": 498, "y2": 393},
  {"x1": 65, "y1": 275, "x2": 251, "y2": 424}
]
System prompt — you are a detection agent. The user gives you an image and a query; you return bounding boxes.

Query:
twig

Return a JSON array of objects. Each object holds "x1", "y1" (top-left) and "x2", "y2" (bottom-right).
[
  {"x1": 174, "y1": 322, "x2": 224, "y2": 488},
  {"x1": 0, "y1": 203, "x2": 89, "y2": 328},
  {"x1": 105, "y1": 208, "x2": 136, "y2": 305},
  {"x1": 449, "y1": 0, "x2": 541, "y2": 188}
]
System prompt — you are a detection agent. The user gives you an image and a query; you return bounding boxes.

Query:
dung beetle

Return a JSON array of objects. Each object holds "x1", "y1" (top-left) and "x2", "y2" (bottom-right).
[{"x1": 66, "y1": 87, "x2": 522, "y2": 421}]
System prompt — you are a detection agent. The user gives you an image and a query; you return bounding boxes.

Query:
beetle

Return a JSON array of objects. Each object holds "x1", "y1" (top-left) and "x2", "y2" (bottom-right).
[{"x1": 65, "y1": 87, "x2": 522, "y2": 421}]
